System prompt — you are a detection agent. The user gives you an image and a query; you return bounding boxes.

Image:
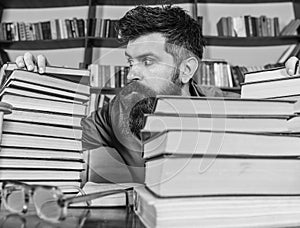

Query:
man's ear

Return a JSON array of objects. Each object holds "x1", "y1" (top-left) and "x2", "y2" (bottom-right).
[{"x1": 179, "y1": 57, "x2": 199, "y2": 84}]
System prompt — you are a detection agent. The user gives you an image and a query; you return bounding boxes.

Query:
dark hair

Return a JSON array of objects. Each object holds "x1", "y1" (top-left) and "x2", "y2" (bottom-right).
[{"x1": 117, "y1": 5, "x2": 206, "y2": 62}]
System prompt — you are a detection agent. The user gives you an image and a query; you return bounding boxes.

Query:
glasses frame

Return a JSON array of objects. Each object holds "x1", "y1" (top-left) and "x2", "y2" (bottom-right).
[{"x1": 1, "y1": 180, "x2": 132, "y2": 223}]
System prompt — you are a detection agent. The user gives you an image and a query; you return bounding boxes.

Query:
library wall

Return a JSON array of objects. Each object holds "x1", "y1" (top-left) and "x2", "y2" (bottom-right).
[
  {"x1": 199, "y1": 2, "x2": 295, "y2": 66},
  {"x1": 1, "y1": 6, "x2": 88, "y2": 68},
  {"x1": 1, "y1": 3, "x2": 295, "y2": 68}
]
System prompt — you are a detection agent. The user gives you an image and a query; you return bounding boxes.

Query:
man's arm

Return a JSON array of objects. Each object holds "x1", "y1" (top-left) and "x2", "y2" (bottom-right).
[{"x1": 81, "y1": 103, "x2": 115, "y2": 150}]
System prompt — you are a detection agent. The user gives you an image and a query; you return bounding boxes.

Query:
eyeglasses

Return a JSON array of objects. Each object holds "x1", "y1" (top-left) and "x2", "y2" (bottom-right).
[{"x1": 1, "y1": 180, "x2": 131, "y2": 223}]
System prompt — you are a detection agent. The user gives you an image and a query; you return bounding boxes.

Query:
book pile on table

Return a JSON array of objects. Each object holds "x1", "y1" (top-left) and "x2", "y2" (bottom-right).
[
  {"x1": 0, "y1": 63, "x2": 90, "y2": 188},
  {"x1": 241, "y1": 66, "x2": 300, "y2": 132},
  {"x1": 134, "y1": 95, "x2": 300, "y2": 228}
]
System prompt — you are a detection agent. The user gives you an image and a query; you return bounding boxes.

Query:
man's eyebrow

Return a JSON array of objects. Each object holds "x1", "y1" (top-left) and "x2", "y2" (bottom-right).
[{"x1": 125, "y1": 51, "x2": 159, "y2": 59}]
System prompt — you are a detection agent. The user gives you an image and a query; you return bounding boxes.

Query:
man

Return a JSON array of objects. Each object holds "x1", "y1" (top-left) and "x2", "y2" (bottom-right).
[{"x1": 11, "y1": 5, "x2": 300, "y2": 182}]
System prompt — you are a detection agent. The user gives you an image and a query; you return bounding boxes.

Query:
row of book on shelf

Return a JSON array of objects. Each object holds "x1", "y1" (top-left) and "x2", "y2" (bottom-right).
[
  {"x1": 216, "y1": 15, "x2": 280, "y2": 37},
  {"x1": 0, "y1": 18, "x2": 118, "y2": 41}
]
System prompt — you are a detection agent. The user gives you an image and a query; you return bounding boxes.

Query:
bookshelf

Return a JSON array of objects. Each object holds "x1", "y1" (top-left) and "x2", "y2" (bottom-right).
[{"x1": 0, "y1": 0, "x2": 298, "y2": 92}]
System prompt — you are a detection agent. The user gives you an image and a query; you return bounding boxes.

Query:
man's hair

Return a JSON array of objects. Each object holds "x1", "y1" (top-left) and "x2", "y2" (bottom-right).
[{"x1": 117, "y1": 5, "x2": 206, "y2": 64}]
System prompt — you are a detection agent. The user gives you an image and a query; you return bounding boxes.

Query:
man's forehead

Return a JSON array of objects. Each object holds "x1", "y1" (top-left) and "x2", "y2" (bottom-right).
[{"x1": 126, "y1": 33, "x2": 167, "y2": 57}]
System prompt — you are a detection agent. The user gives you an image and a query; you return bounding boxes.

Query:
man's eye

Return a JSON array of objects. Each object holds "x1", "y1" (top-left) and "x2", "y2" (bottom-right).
[
  {"x1": 143, "y1": 58, "x2": 153, "y2": 66},
  {"x1": 127, "y1": 60, "x2": 133, "y2": 68}
]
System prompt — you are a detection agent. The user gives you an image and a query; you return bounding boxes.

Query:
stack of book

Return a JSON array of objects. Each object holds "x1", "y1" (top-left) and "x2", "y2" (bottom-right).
[
  {"x1": 241, "y1": 67, "x2": 300, "y2": 132},
  {"x1": 134, "y1": 95, "x2": 300, "y2": 228},
  {"x1": 0, "y1": 63, "x2": 90, "y2": 188}
]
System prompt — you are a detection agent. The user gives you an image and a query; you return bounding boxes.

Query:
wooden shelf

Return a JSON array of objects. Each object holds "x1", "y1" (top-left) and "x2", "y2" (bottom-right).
[
  {"x1": 90, "y1": 87, "x2": 122, "y2": 94},
  {"x1": 219, "y1": 86, "x2": 241, "y2": 93},
  {"x1": 89, "y1": 38, "x2": 126, "y2": 48},
  {"x1": 2, "y1": 35, "x2": 298, "y2": 50},
  {"x1": 0, "y1": 0, "x2": 207, "y2": 8},
  {"x1": 205, "y1": 36, "x2": 300, "y2": 46},
  {"x1": 0, "y1": 38, "x2": 86, "y2": 50},
  {"x1": 0, "y1": 0, "x2": 89, "y2": 8},
  {"x1": 196, "y1": 0, "x2": 292, "y2": 3}
]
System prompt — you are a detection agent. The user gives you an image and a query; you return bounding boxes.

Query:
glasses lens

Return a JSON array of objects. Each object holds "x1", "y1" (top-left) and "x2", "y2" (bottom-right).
[
  {"x1": 33, "y1": 187, "x2": 63, "y2": 222},
  {"x1": 3, "y1": 183, "x2": 26, "y2": 213}
]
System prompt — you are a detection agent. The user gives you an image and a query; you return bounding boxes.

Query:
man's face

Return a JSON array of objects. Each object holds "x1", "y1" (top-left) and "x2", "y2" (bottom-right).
[{"x1": 125, "y1": 33, "x2": 180, "y2": 93}]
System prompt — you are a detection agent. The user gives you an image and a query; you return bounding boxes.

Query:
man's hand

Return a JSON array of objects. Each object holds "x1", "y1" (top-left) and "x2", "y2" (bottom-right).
[
  {"x1": 285, "y1": 56, "x2": 300, "y2": 76},
  {"x1": 15, "y1": 52, "x2": 48, "y2": 74}
]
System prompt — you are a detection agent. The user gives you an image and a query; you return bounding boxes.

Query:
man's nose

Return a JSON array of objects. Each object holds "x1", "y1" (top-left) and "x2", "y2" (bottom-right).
[{"x1": 127, "y1": 67, "x2": 143, "y2": 82}]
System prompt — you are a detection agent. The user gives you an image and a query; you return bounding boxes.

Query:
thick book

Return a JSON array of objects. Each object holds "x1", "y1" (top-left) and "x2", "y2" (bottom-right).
[
  {"x1": 0, "y1": 148, "x2": 83, "y2": 160},
  {"x1": 142, "y1": 114, "x2": 289, "y2": 135},
  {"x1": 243, "y1": 67, "x2": 289, "y2": 83},
  {"x1": 0, "y1": 87, "x2": 84, "y2": 104},
  {"x1": 4, "y1": 110, "x2": 82, "y2": 128},
  {"x1": 1, "y1": 93, "x2": 87, "y2": 116},
  {"x1": 241, "y1": 75, "x2": 300, "y2": 98},
  {"x1": 0, "y1": 170, "x2": 82, "y2": 180},
  {"x1": 3, "y1": 121, "x2": 82, "y2": 139},
  {"x1": 1, "y1": 134, "x2": 82, "y2": 151},
  {"x1": 152, "y1": 96, "x2": 295, "y2": 117},
  {"x1": 3, "y1": 80, "x2": 89, "y2": 102},
  {"x1": 145, "y1": 155, "x2": 300, "y2": 197},
  {"x1": 0, "y1": 158, "x2": 84, "y2": 170},
  {"x1": 134, "y1": 186, "x2": 300, "y2": 228},
  {"x1": 143, "y1": 130, "x2": 300, "y2": 159},
  {"x1": 2, "y1": 69, "x2": 90, "y2": 96},
  {"x1": 4, "y1": 62, "x2": 90, "y2": 85}
]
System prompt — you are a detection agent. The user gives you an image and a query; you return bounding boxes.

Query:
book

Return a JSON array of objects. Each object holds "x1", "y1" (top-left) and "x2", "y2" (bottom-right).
[
  {"x1": 0, "y1": 158, "x2": 84, "y2": 170},
  {"x1": 143, "y1": 130, "x2": 300, "y2": 159},
  {"x1": 152, "y1": 96, "x2": 295, "y2": 117},
  {"x1": 2, "y1": 69, "x2": 90, "y2": 96},
  {"x1": 287, "y1": 115, "x2": 300, "y2": 132},
  {"x1": 74, "y1": 182, "x2": 142, "y2": 207},
  {"x1": 4, "y1": 62, "x2": 90, "y2": 84},
  {"x1": 2, "y1": 121, "x2": 82, "y2": 139},
  {"x1": 145, "y1": 155, "x2": 300, "y2": 197},
  {"x1": 134, "y1": 186, "x2": 300, "y2": 228},
  {"x1": 0, "y1": 148, "x2": 83, "y2": 160},
  {"x1": 1, "y1": 134, "x2": 82, "y2": 151},
  {"x1": 241, "y1": 75, "x2": 300, "y2": 99},
  {"x1": 0, "y1": 87, "x2": 84, "y2": 104},
  {"x1": 141, "y1": 114, "x2": 289, "y2": 135},
  {"x1": 0, "y1": 170, "x2": 81, "y2": 180},
  {"x1": 243, "y1": 67, "x2": 289, "y2": 83},
  {"x1": 3, "y1": 80, "x2": 89, "y2": 102},
  {"x1": 4, "y1": 110, "x2": 82, "y2": 128},
  {"x1": 1, "y1": 93, "x2": 87, "y2": 116}
]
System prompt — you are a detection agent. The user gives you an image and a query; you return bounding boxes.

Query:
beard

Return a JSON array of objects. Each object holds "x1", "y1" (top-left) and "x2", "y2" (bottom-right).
[{"x1": 128, "y1": 69, "x2": 183, "y2": 138}]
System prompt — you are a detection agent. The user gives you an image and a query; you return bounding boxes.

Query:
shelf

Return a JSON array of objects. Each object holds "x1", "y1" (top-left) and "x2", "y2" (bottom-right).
[
  {"x1": 0, "y1": 38, "x2": 86, "y2": 50},
  {"x1": 219, "y1": 86, "x2": 241, "y2": 93},
  {"x1": 89, "y1": 38, "x2": 126, "y2": 48},
  {"x1": 196, "y1": 0, "x2": 293, "y2": 3},
  {"x1": 205, "y1": 36, "x2": 300, "y2": 46},
  {"x1": 0, "y1": 0, "x2": 206, "y2": 8},
  {"x1": 90, "y1": 87, "x2": 122, "y2": 94},
  {"x1": 2, "y1": 35, "x2": 298, "y2": 50},
  {"x1": 0, "y1": 0, "x2": 89, "y2": 8}
]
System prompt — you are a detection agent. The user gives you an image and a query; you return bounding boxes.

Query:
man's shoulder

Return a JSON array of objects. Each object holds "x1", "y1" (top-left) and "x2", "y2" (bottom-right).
[{"x1": 192, "y1": 82, "x2": 240, "y2": 98}]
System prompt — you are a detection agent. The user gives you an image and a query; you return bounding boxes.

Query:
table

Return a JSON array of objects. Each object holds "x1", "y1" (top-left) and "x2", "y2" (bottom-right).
[{"x1": 0, "y1": 208, "x2": 145, "y2": 228}]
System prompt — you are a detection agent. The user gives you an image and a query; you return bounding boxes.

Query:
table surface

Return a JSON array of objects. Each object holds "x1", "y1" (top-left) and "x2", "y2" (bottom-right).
[{"x1": 0, "y1": 207, "x2": 146, "y2": 228}]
